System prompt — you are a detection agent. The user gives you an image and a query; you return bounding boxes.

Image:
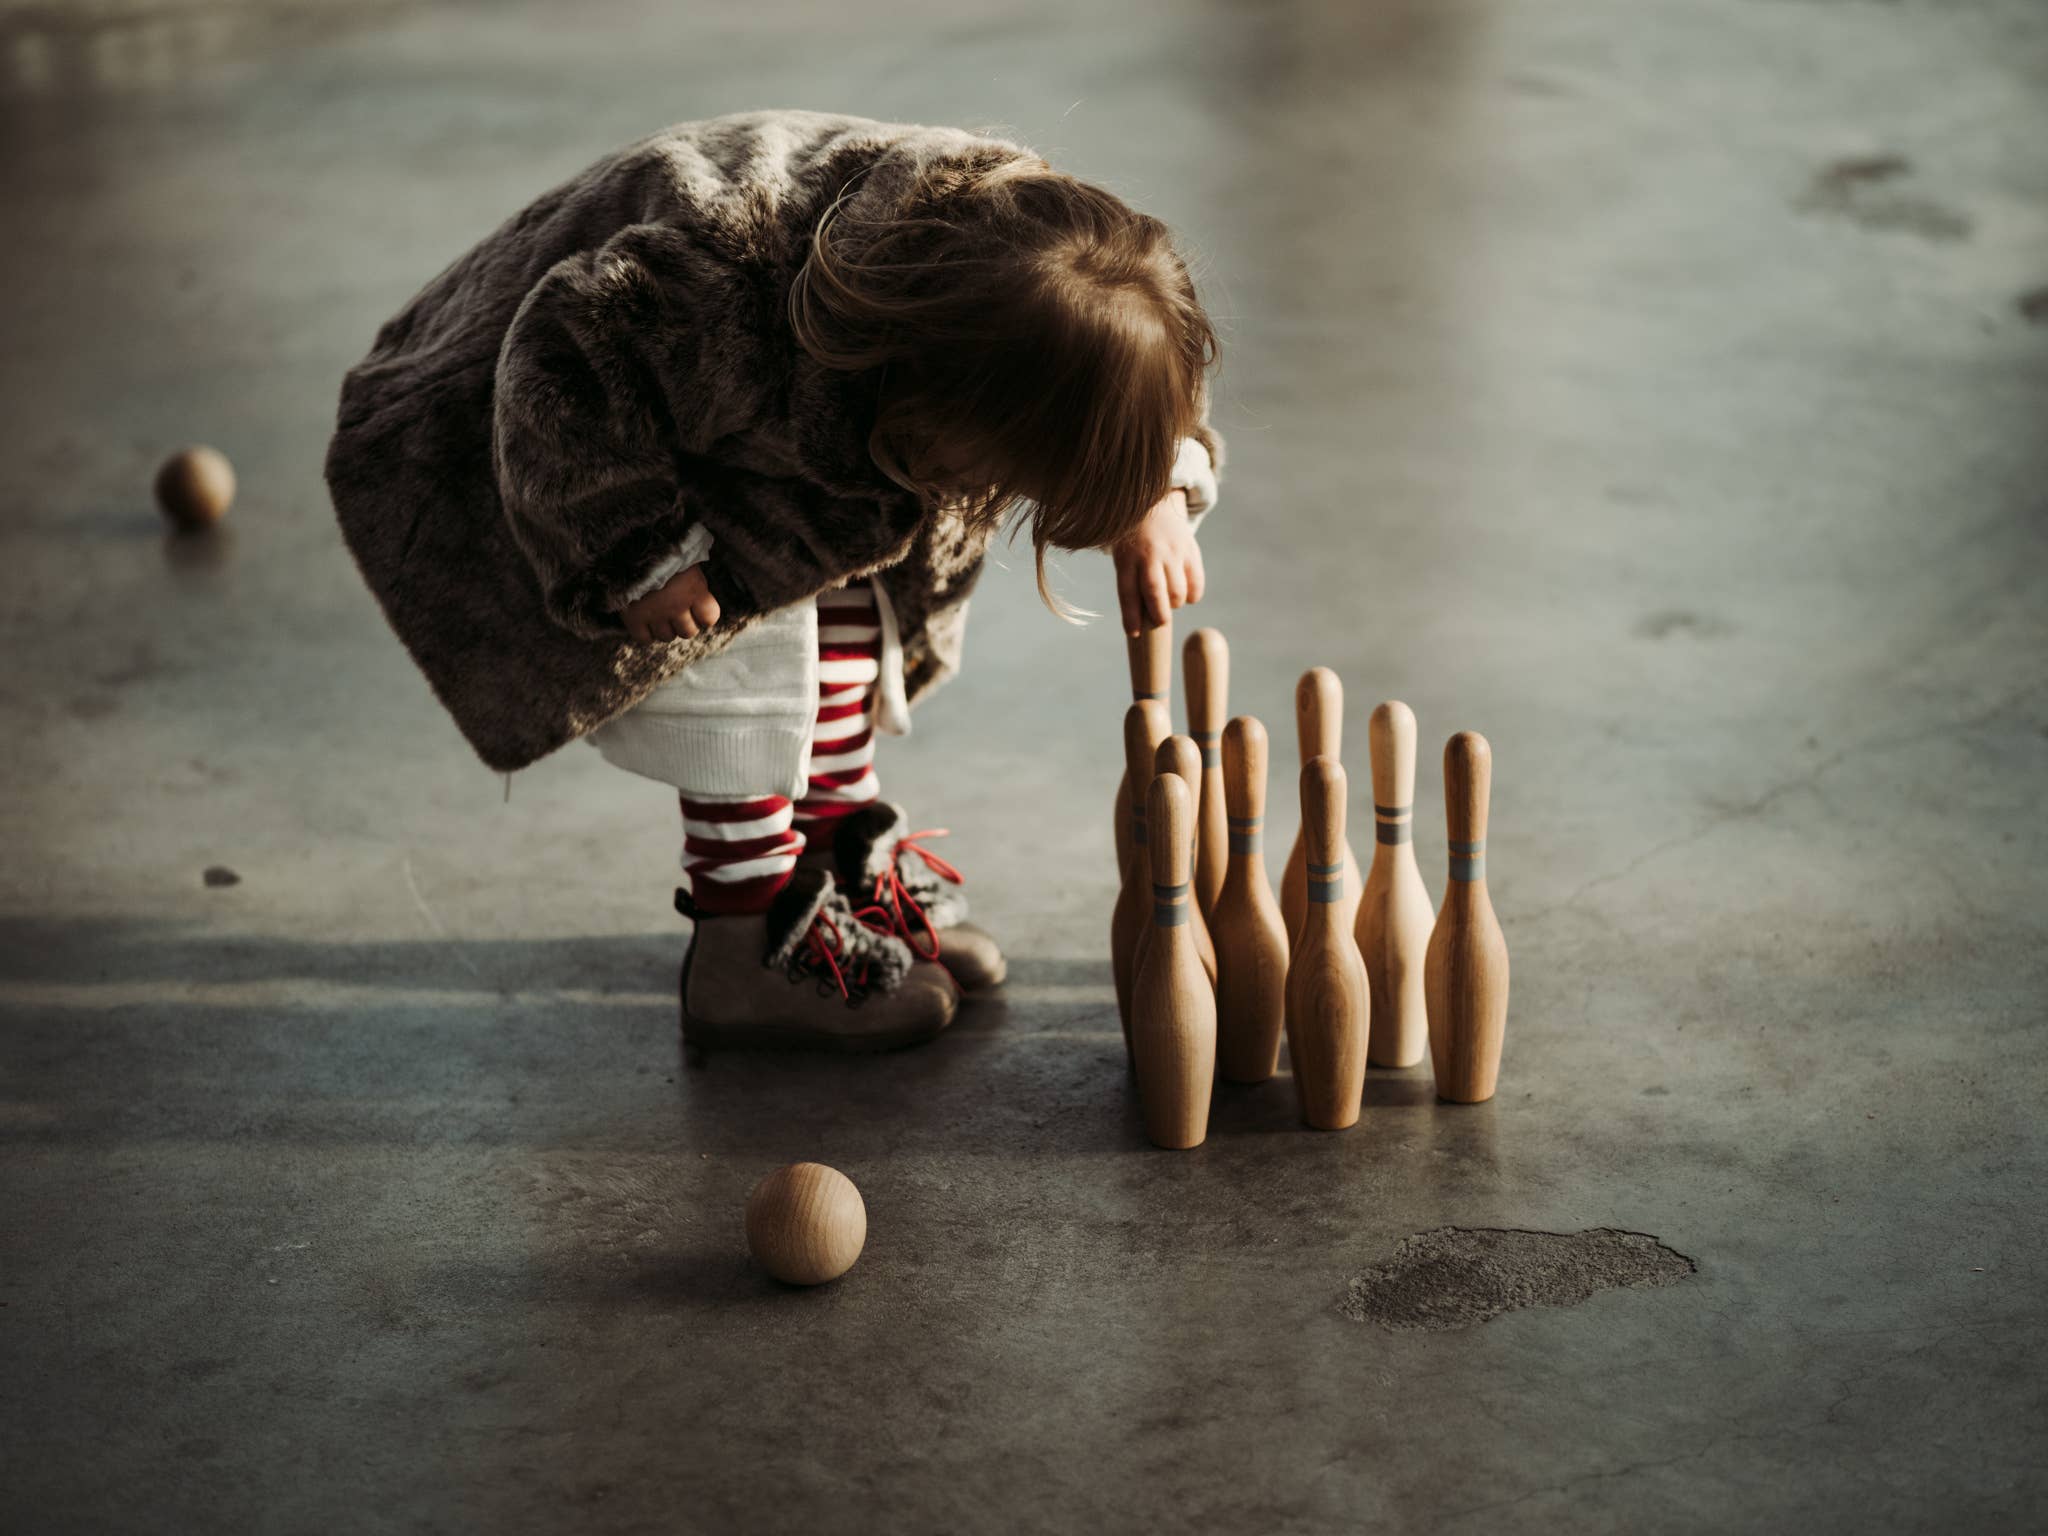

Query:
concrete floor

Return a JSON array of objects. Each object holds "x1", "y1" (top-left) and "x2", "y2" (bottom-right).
[{"x1": 3, "y1": 0, "x2": 2046, "y2": 1530}]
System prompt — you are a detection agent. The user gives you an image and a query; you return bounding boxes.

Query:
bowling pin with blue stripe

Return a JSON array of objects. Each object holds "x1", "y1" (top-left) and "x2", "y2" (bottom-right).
[
  {"x1": 1281, "y1": 669, "x2": 1363, "y2": 943},
  {"x1": 1113, "y1": 700, "x2": 1173, "y2": 1061},
  {"x1": 1132, "y1": 773, "x2": 1217, "y2": 1149},
  {"x1": 1152, "y1": 734, "x2": 1220, "y2": 990},
  {"x1": 1113, "y1": 620, "x2": 1174, "y2": 882},
  {"x1": 1214, "y1": 716, "x2": 1289, "y2": 1083},
  {"x1": 1425, "y1": 732, "x2": 1510, "y2": 1102},
  {"x1": 1285, "y1": 757, "x2": 1371, "y2": 1130},
  {"x1": 1356, "y1": 701, "x2": 1435, "y2": 1068},
  {"x1": 1183, "y1": 628, "x2": 1230, "y2": 921}
]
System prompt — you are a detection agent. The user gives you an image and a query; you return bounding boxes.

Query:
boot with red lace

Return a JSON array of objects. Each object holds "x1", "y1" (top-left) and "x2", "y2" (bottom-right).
[
  {"x1": 678, "y1": 865, "x2": 960, "y2": 1054},
  {"x1": 802, "y1": 802, "x2": 1007, "y2": 993}
]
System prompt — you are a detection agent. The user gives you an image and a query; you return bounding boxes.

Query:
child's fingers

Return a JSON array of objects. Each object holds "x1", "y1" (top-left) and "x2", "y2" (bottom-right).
[
  {"x1": 1144, "y1": 567, "x2": 1172, "y2": 629},
  {"x1": 624, "y1": 592, "x2": 715, "y2": 646},
  {"x1": 1185, "y1": 551, "x2": 1206, "y2": 606}
]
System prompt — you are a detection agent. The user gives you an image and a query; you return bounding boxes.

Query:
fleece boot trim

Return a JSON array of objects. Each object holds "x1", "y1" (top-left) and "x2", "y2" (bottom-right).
[{"x1": 832, "y1": 802, "x2": 970, "y2": 930}]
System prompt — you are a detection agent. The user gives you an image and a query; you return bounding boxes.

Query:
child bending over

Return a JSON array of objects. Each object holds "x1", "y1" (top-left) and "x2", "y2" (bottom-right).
[{"x1": 327, "y1": 109, "x2": 1225, "y2": 1052}]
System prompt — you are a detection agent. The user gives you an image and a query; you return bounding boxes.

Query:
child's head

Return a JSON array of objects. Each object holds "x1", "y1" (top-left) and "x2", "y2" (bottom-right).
[{"x1": 790, "y1": 152, "x2": 1218, "y2": 606}]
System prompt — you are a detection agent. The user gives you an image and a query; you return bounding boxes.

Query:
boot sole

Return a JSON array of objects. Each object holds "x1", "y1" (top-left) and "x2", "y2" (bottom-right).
[{"x1": 941, "y1": 954, "x2": 1007, "y2": 992}]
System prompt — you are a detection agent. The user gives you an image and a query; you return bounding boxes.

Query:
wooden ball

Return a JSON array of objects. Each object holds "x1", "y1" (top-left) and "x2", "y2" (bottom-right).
[
  {"x1": 745, "y1": 1162, "x2": 866, "y2": 1286},
  {"x1": 155, "y1": 446, "x2": 235, "y2": 529}
]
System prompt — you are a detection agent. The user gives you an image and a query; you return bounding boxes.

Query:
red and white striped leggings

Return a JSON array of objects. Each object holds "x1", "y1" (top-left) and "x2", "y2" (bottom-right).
[{"x1": 680, "y1": 584, "x2": 882, "y2": 914}]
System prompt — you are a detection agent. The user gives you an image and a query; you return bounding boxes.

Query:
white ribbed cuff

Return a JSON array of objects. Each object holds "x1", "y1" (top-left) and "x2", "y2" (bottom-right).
[
  {"x1": 1170, "y1": 434, "x2": 1219, "y2": 530},
  {"x1": 586, "y1": 717, "x2": 813, "y2": 799},
  {"x1": 616, "y1": 523, "x2": 717, "y2": 608}
]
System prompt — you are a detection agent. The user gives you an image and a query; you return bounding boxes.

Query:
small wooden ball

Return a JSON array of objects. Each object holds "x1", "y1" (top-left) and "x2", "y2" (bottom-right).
[
  {"x1": 155, "y1": 445, "x2": 235, "y2": 530},
  {"x1": 744, "y1": 1162, "x2": 866, "y2": 1286}
]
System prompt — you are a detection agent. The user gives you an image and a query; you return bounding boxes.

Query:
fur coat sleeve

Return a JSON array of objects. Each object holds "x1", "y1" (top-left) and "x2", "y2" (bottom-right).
[
  {"x1": 491, "y1": 225, "x2": 747, "y2": 636},
  {"x1": 491, "y1": 219, "x2": 971, "y2": 642}
]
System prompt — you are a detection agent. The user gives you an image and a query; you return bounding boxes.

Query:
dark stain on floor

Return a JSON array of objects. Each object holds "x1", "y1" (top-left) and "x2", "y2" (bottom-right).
[
  {"x1": 2018, "y1": 286, "x2": 2048, "y2": 325},
  {"x1": 1634, "y1": 609, "x2": 1731, "y2": 641},
  {"x1": 1796, "y1": 154, "x2": 1973, "y2": 243},
  {"x1": 1341, "y1": 1227, "x2": 1695, "y2": 1332},
  {"x1": 1815, "y1": 153, "x2": 1913, "y2": 187}
]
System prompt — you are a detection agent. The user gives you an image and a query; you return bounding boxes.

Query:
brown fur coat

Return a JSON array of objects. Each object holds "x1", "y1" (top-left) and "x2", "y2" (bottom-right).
[{"x1": 324, "y1": 109, "x2": 1224, "y2": 772}]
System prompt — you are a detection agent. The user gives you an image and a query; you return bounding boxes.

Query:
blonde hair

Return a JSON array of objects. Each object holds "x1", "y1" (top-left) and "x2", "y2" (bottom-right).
[{"x1": 789, "y1": 152, "x2": 1219, "y2": 613}]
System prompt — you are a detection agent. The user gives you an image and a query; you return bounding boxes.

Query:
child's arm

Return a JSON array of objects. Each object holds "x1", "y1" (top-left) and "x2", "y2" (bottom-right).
[
  {"x1": 492, "y1": 226, "x2": 930, "y2": 642},
  {"x1": 491, "y1": 228, "x2": 758, "y2": 640}
]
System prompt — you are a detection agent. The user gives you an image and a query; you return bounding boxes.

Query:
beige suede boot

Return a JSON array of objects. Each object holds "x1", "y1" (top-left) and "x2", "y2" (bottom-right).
[
  {"x1": 804, "y1": 803, "x2": 1007, "y2": 993},
  {"x1": 678, "y1": 866, "x2": 959, "y2": 1055}
]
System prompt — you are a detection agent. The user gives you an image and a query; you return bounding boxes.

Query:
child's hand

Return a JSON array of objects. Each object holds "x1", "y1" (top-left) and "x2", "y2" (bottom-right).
[
  {"x1": 1112, "y1": 487, "x2": 1204, "y2": 637},
  {"x1": 621, "y1": 562, "x2": 721, "y2": 644}
]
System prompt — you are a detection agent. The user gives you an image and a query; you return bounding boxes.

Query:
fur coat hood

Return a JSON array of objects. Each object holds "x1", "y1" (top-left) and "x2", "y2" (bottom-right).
[{"x1": 324, "y1": 109, "x2": 1224, "y2": 773}]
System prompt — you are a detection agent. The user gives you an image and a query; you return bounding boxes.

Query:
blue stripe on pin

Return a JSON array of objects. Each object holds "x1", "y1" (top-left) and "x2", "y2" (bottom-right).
[
  {"x1": 1152, "y1": 879, "x2": 1190, "y2": 926},
  {"x1": 1309, "y1": 878, "x2": 1346, "y2": 903},
  {"x1": 1449, "y1": 839, "x2": 1485, "y2": 855},
  {"x1": 1449, "y1": 855, "x2": 1485, "y2": 882},
  {"x1": 1309, "y1": 860, "x2": 1343, "y2": 876},
  {"x1": 1376, "y1": 823, "x2": 1411, "y2": 845}
]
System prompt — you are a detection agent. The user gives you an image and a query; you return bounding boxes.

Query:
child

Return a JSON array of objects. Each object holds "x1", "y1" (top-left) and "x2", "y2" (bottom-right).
[{"x1": 326, "y1": 108, "x2": 1226, "y2": 1053}]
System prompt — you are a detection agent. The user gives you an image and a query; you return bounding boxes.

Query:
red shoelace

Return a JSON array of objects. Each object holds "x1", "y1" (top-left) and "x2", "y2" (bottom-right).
[
  {"x1": 864, "y1": 828, "x2": 962, "y2": 963},
  {"x1": 800, "y1": 898, "x2": 898, "y2": 1001}
]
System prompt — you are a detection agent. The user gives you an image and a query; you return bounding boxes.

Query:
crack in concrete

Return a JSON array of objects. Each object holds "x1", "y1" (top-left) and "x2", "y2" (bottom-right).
[
  {"x1": 400, "y1": 852, "x2": 483, "y2": 979},
  {"x1": 1526, "y1": 680, "x2": 2048, "y2": 926}
]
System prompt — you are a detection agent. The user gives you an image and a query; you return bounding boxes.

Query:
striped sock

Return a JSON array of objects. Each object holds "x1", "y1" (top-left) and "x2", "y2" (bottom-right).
[
  {"x1": 679, "y1": 793, "x2": 803, "y2": 915},
  {"x1": 795, "y1": 582, "x2": 882, "y2": 837}
]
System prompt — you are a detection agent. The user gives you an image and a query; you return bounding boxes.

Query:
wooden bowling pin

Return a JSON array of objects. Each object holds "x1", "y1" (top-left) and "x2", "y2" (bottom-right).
[
  {"x1": 1285, "y1": 757, "x2": 1371, "y2": 1130},
  {"x1": 1213, "y1": 716, "x2": 1289, "y2": 1083},
  {"x1": 1355, "y1": 701, "x2": 1434, "y2": 1068},
  {"x1": 1183, "y1": 628, "x2": 1229, "y2": 921},
  {"x1": 1130, "y1": 773, "x2": 1216, "y2": 1148},
  {"x1": 1113, "y1": 619, "x2": 1174, "y2": 881},
  {"x1": 1425, "y1": 732, "x2": 1510, "y2": 1103},
  {"x1": 1281, "y1": 668, "x2": 1362, "y2": 942},
  {"x1": 1112, "y1": 700, "x2": 1173, "y2": 1056},
  {"x1": 1150, "y1": 735, "x2": 1219, "y2": 989}
]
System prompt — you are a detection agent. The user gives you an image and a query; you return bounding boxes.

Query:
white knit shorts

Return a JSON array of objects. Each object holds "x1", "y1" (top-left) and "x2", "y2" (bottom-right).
[{"x1": 584, "y1": 579, "x2": 910, "y2": 797}]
